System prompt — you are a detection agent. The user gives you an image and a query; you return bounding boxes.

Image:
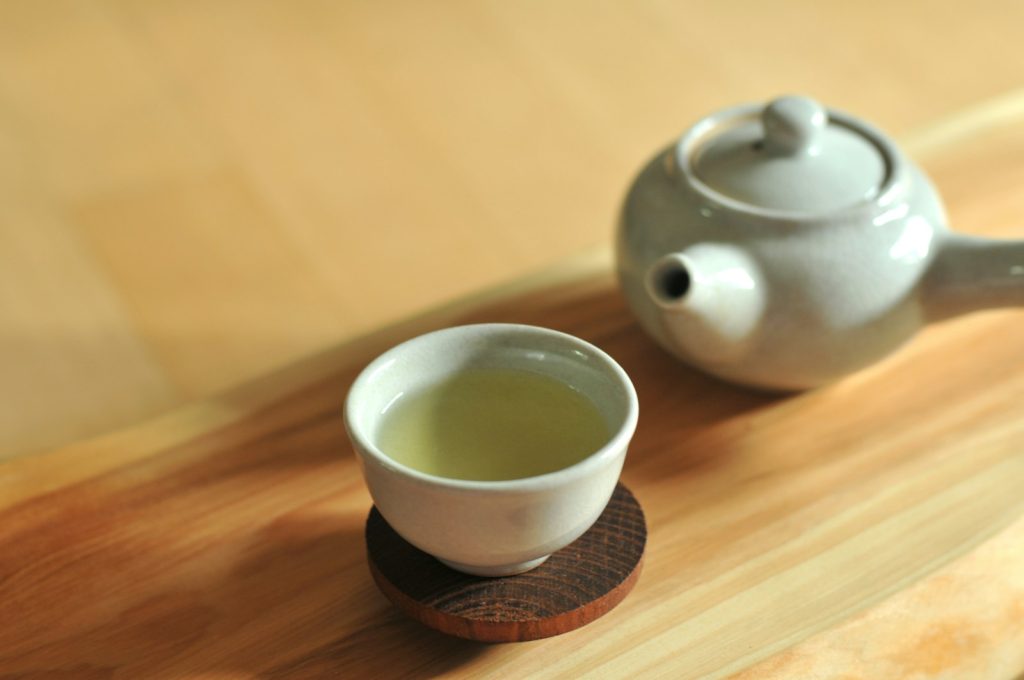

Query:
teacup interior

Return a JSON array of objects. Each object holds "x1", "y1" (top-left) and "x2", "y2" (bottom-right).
[{"x1": 348, "y1": 326, "x2": 632, "y2": 481}]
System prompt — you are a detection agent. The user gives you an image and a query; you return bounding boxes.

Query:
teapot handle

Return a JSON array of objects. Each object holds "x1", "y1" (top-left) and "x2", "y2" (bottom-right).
[{"x1": 923, "y1": 233, "x2": 1024, "y2": 320}]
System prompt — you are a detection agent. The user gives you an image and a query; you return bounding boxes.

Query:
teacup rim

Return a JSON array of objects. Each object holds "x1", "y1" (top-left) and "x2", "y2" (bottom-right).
[{"x1": 344, "y1": 323, "x2": 639, "y2": 493}]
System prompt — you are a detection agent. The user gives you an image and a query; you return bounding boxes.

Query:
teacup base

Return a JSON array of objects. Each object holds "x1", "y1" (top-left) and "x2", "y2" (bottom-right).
[{"x1": 437, "y1": 554, "x2": 549, "y2": 577}]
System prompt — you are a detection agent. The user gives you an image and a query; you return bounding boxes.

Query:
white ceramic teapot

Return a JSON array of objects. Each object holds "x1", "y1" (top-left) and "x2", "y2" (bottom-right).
[{"x1": 617, "y1": 95, "x2": 1024, "y2": 390}]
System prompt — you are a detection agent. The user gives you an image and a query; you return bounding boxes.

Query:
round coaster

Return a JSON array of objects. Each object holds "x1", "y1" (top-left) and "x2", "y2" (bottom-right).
[{"x1": 365, "y1": 483, "x2": 646, "y2": 643}]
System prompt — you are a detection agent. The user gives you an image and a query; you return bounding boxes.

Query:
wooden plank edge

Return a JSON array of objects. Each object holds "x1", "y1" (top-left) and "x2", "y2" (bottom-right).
[{"x1": 0, "y1": 248, "x2": 613, "y2": 505}]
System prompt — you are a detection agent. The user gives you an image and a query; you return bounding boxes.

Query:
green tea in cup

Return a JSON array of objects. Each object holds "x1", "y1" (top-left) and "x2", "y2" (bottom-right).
[{"x1": 377, "y1": 367, "x2": 609, "y2": 482}]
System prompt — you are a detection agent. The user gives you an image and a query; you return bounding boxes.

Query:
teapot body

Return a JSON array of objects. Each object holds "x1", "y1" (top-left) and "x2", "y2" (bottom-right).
[{"x1": 617, "y1": 144, "x2": 949, "y2": 390}]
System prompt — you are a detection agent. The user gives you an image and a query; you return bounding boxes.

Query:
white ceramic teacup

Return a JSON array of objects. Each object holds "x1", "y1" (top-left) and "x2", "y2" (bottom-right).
[{"x1": 344, "y1": 323, "x2": 639, "y2": 577}]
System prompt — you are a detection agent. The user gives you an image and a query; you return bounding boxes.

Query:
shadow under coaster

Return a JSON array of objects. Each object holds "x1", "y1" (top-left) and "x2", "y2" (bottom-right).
[{"x1": 365, "y1": 482, "x2": 646, "y2": 642}]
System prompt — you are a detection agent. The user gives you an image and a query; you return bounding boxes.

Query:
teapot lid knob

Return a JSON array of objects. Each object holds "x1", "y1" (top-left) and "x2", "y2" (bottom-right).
[{"x1": 762, "y1": 96, "x2": 827, "y2": 155}]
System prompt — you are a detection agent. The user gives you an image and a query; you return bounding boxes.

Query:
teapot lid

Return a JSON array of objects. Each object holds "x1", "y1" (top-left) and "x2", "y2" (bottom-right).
[{"x1": 687, "y1": 96, "x2": 889, "y2": 213}]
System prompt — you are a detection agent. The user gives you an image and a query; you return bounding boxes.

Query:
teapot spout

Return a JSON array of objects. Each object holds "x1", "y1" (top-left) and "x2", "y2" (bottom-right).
[
  {"x1": 645, "y1": 244, "x2": 766, "y2": 363},
  {"x1": 923, "y1": 234, "x2": 1024, "y2": 321}
]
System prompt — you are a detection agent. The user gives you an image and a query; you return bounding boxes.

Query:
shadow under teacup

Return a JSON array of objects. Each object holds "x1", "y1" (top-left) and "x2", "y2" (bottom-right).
[{"x1": 344, "y1": 323, "x2": 639, "y2": 576}]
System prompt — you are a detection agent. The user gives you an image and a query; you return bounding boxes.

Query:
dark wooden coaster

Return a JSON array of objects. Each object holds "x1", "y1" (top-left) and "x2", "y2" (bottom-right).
[{"x1": 365, "y1": 483, "x2": 646, "y2": 643}]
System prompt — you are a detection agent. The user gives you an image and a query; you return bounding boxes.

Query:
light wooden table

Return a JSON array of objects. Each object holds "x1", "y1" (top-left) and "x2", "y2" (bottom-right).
[
  {"x1": 0, "y1": 114, "x2": 1021, "y2": 676},
  {"x1": 2, "y1": 4, "x2": 1024, "y2": 676},
  {"x1": 4, "y1": 0, "x2": 1024, "y2": 457}
]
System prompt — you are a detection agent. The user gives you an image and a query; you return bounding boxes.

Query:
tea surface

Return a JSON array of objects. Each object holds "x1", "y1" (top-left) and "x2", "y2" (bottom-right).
[{"x1": 377, "y1": 367, "x2": 610, "y2": 481}]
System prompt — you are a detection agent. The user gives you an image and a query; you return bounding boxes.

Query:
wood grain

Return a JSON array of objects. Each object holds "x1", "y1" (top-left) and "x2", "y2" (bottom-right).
[
  {"x1": 5, "y1": 1, "x2": 1024, "y2": 457},
  {"x1": 366, "y1": 483, "x2": 646, "y2": 643},
  {"x1": 1, "y1": 6, "x2": 1023, "y2": 675},
  {"x1": 0, "y1": 214, "x2": 1021, "y2": 677},
  {"x1": 730, "y1": 514, "x2": 1024, "y2": 679}
]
